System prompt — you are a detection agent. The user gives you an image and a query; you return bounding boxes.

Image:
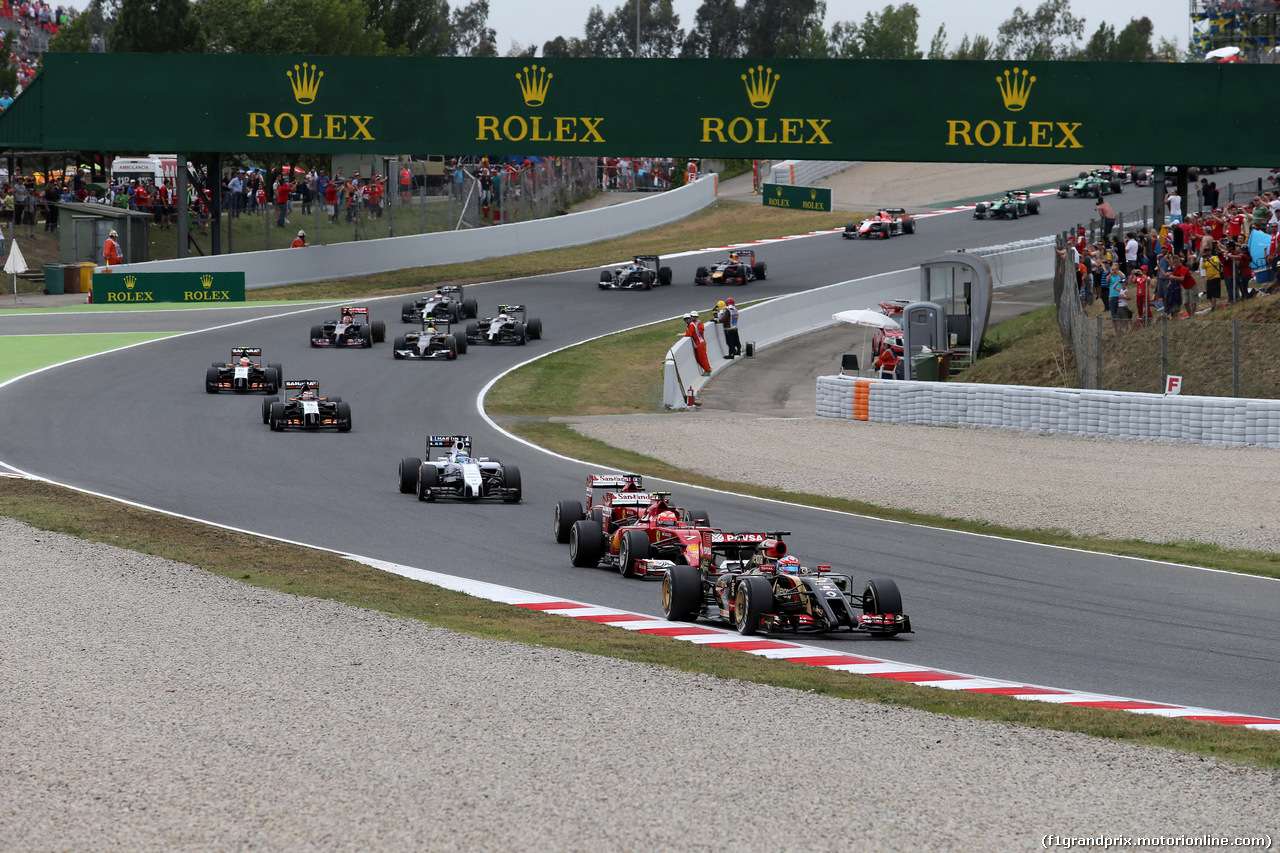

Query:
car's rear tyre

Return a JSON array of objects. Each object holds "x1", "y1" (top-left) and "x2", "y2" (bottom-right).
[
  {"x1": 554, "y1": 499, "x2": 584, "y2": 543},
  {"x1": 619, "y1": 529, "x2": 650, "y2": 578},
  {"x1": 1078, "y1": 171, "x2": 1088, "y2": 179},
  {"x1": 753, "y1": 263, "x2": 767, "y2": 281},
  {"x1": 662, "y1": 564, "x2": 702, "y2": 622},
  {"x1": 734, "y1": 576, "x2": 773, "y2": 635},
  {"x1": 587, "y1": 505, "x2": 605, "y2": 528},
  {"x1": 372, "y1": 321, "x2": 386, "y2": 343},
  {"x1": 205, "y1": 366, "x2": 220, "y2": 393},
  {"x1": 526, "y1": 318, "x2": 543, "y2": 340},
  {"x1": 401, "y1": 301, "x2": 415, "y2": 322},
  {"x1": 262, "y1": 367, "x2": 279, "y2": 394},
  {"x1": 455, "y1": 334, "x2": 467, "y2": 355},
  {"x1": 514, "y1": 322, "x2": 526, "y2": 345},
  {"x1": 686, "y1": 509, "x2": 711, "y2": 527},
  {"x1": 1028, "y1": 199, "x2": 1041, "y2": 215},
  {"x1": 465, "y1": 321, "x2": 479, "y2": 342},
  {"x1": 261, "y1": 395, "x2": 279, "y2": 424},
  {"x1": 336, "y1": 402, "x2": 352, "y2": 432},
  {"x1": 462, "y1": 298, "x2": 478, "y2": 319},
  {"x1": 268, "y1": 362, "x2": 283, "y2": 384},
  {"x1": 659, "y1": 266, "x2": 673, "y2": 286},
  {"x1": 399, "y1": 456, "x2": 422, "y2": 494},
  {"x1": 1110, "y1": 180, "x2": 1122, "y2": 194},
  {"x1": 310, "y1": 324, "x2": 323, "y2": 346},
  {"x1": 417, "y1": 464, "x2": 439, "y2": 502},
  {"x1": 268, "y1": 401, "x2": 285, "y2": 431},
  {"x1": 444, "y1": 335, "x2": 458, "y2": 359},
  {"x1": 327, "y1": 396, "x2": 342, "y2": 404},
  {"x1": 501, "y1": 465, "x2": 521, "y2": 503},
  {"x1": 360, "y1": 325, "x2": 373, "y2": 348},
  {"x1": 569, "y1": 519, "x2": 603, "y2": 567}
]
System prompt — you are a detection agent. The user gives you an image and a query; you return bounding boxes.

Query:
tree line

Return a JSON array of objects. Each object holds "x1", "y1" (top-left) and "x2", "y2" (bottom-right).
[{"x1": 46, "y1": 0, "x2": 1179, "y2": 62}]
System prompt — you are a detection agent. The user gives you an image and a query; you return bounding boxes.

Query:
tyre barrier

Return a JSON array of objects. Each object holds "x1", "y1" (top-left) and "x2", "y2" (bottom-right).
[{"x1": 816, "y1": 376, "x2": 1280, "y2": 447}]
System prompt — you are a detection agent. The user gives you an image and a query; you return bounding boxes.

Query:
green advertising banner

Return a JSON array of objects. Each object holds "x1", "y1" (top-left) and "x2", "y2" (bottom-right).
[
  {"x1": 761, "y1": 183, "x2": 833, "y2": 211},
  {"x1": 9, "y1": 54, "x2": 1276, "y2": 166},
  {"x1": 91, "y1": 271, "x2": 247, "y2": 304}
]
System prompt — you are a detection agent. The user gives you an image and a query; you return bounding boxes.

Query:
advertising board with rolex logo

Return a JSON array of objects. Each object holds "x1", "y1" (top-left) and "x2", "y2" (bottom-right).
[
  {"x1": 91, "y1": 272, "x2": 247, "y2": 304},
  {"x1": 19, "y1": 54, "x2": 1276, "y2": 166}
]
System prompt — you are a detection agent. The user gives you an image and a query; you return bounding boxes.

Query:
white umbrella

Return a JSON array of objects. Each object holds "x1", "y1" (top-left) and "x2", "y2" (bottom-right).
[
  {"x1": 832, "y1": 309, "x2": 901, "y2": 377},
  {"x1": 1205, "y1": 46, "x2": 1241, "y2": 59},
  {"x1": 5, "y1": 239, "x2": 26, "y2": 303}
]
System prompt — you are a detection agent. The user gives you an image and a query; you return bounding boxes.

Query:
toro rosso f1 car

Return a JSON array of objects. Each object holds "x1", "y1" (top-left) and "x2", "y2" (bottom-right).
[
  {"x1": 465, "y1": 304, "x2": 543, "y2": 345},
  {"x1": 261, "y1": 380, "x2": 352, "y2": 432},
  {"x1": 310, "y1": 306, "x2": 386, "y2": 348},
  {"x1": 205, "y1": 347, "x2": 282, "y2": 394},
  {"x1": 398, "y1": 434, "x2": 521, "y2": 502},
  {"x1": 661, "y1": 537, "x2": 912, "y2": 637},
  {"x1": 564, "y1": 490, "x2": 715, "y2": 577},
  {"x1": 393, "y1": 318, "x2": 467, "y2": 360},
  {"x1": 843, "y1": 208, "x2": 916, "y2": 239},
  {"x1": 694, "y1": 249, "x2": 766, "y2": 285},
  {"x1": 402, "y1": 286, "x2": 479, "y2": 323},
  {"x1": 599, "y1": 255, "x2": 674, "y2": 290}
]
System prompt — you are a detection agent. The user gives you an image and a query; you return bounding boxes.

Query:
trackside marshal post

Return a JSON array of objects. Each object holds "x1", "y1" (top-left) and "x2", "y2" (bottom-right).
[
  {"x1": 762, "y1": 183, "x2": 832, "y2": 211},
  {"x1": 91, "y1": 272, "x2": 247, "y2": 304}
]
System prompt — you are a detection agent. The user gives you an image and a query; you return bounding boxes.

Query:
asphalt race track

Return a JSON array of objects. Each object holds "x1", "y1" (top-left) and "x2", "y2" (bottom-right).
[{"x1": 2, "y1": 178, "x2": 1278, "y2": 719}]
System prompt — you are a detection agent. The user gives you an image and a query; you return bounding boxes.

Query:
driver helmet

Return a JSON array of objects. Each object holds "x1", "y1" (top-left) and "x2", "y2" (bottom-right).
[
  {"x1": 455, "y1": 452, "x2": 469, "y2": 463},
  {"x1": 729, "y1": 253, "x2": 738, "y2": 262},
  {"x1": 239, "y1": 357, "x2": 251, "y2": 366},
  {"x1": 299, "y1": 390, "x2": 316, "y2": 400},
  {"x1": 657, "y1": 510, "x2": 678, "y2": 527},
  {"x1": 498, "y1": 312, "x2": 509, "y2": 320},
  {"x1": 777, "y1": 555, "x2": 801, "y2": 574},
  {"x1": 426, "y1": 326, "x2": 437, "y2": 335}
]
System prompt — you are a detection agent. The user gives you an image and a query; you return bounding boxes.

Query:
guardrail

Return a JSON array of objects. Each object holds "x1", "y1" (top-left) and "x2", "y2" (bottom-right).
[
  {"x1": 815, "y1": 376, "x2": 1280, "y2": 447},
  {"x1": 108, "y1": 175, "x2": 721, "y2": 289}
]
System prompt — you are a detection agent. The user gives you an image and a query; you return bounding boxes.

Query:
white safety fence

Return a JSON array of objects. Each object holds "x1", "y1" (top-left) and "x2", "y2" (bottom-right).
[
  {"x1": 768, "y1": 160, "x2": 858, "y2": 187},
  {"x1": 815, "y1": 376, "x2": 1280, "y2": 447},
  {"x1": 110, "y1": 175, "x2": 721, "y2": 289}
]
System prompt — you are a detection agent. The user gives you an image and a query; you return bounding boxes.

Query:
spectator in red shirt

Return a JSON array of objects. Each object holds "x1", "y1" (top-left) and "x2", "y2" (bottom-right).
[
  {"x1": 275, "y1": 177, "x2": 290, "y2": 228},
  {"x1": 325, "y1": 180, "x2": 338, "y2": 223}
]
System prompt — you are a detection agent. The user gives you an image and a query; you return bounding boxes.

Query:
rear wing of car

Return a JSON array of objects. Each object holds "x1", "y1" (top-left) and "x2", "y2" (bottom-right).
[
  {"x1": 734, "y1": 250, "x2": 755, "y2": 264},
  {"x1": 699, "y1": 530, "x2": 789, "y2": 569},
  {"x1": 427, "y1": 434, "x2": 471, "y2": 455},
  {"x1": 438, "y1": 286, "x2": 462, "y2": 295},
  {"x1": 420, "y1": 316, "x2": 452, "y2": 331},
  {"x1": 339, "y1": 306, "x2": 369, "y2": 320},
  {"x1": 881, "y1": 208, "x2": 907, "y2": 217},
  {"x1": 606, "y1": 493, "x2": 657, "y2": 509},
  {"x1": 231, "y1": 347, "x2": 262, "y2": 357},
  {"x1": 585, "y1": 473, "x2": 644, "y2": 505},
  {"x1": 497, "y1": 303, "x2": 527, "y2": 317},
  {"x1": 634, "y1": 254, "x2": 661, "y2": 268},
  {"x1": 283, "y1": 379, "x2": 320, "y2": 396}
]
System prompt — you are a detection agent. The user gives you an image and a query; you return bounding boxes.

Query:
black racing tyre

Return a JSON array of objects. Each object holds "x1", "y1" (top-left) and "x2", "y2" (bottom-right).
[
  {"x1": 599, "y1": 269, "x2": 612, "y2": 285},
  {"x1": 662, "y1": 564, "x2": 703, "y2": 622},
  {"x1": 268, "y1": 401, "x2": 285, "y2": 431},
  {"x1": 864, "y1": 577, "x2": 903, "y2": 615},
  {"x1": 401, "y1": 301, "x2": 415, "y2": 322},
  {"x1": 261, "y1": 395, "x2": 279, "y2": 424},
  {"x1": 205, "y1": 366, "x2": 220, "y2": 393},
  {"x1": 1078, "y1": 171, "x2": 1088, "y2": 179},
  {"x1": 372, "y1": 321, "x2": 386, "y2": 343},
  {"x1": 514, "y1": 322, "x2": 526, "y2": 345},
  {"x1": 1010, "y1": 205, "x2": 1019, "y2": 219},
  {"x1": 450, "y1": 304, "x2": 462, "y2": 323},
  {"x1": 753, "y1": 263, "x2": 767, "y2": 281},
  {"x1": 444, "y1": 335, "x2": 458, "y2": 359},
  {"x1": 1028, "y1": 199, "x2": 1041, "y2": 215},
  {"x1": 360, "y1": 325, "x2": 373, "y2": 347},
  {"x1": 461, "y1": 298, "x2": 477, "y2": 319},
  {"x1": 268, "y1": 362, "x2": 283, "y2": 384},
  {"x1": 526, "y1": 318, "x2": 543, "y2": 340},
  {"x1": 310, "y1": 324, "x2": 324, "y2": 346},
  {"x1": 455, "y1": 334, "x2": 467, "y2": 355},
  {"x1": 569, "y1": 519, "x2": 603, "y2": 568},
  {"x1": 336, "y1": 401, "x2": 352, "y2": 432},
  {"x1": 903, "y1": 217, "x2": 915, "y2": 234},
  {"x1": 262, "y1": 367, "x2": 279, "y2": 394},
  {"x1": 618, "y1": 529, "x2": 650, "y2": 578},
  {"x1": 694, "y1": 266, "x2": 708, "y2": 285},
  {"x1": 327, "y1": 396, "x2": 342, "y2": 404},
  {"x1": 687, "y1": 509, "x2": 711, "y2": 527},
  {"x1": 399, "y1": 456, "x2": 422, "y2": 494},
  {"x1": 501, "y1": 465, "x2": 521, "y2": 503},
  {"x1": 1110, "y1": 180, "x2": 1122, "y2": 194},
  {"x1": 417, "y1": 464, "x2": 439, "y2": 502},
  {"x1": 465, "y1": 321, "x2": 478, "y2": 342},
  {"x1": 393, "y1": 335, "x2": 406, "y2": 358},
  {"x1": 553, "y1": 499, "x2": 584, "y2": 544},
  {"x1": 659, "y1": 266, "x2": 673, "y2": 286},
  {"x1": 734, "y1": 576, "x2": 773, "y2": 636},
  {"x1": 1186, "y1": 167, "x2": 1199, "y2": 182},
  {"x1": 588, "y1": 506, "x2": 605, "y2": 527},
  {"x1": 973, "y1": 203, "x2": 986, "y2": 219}
]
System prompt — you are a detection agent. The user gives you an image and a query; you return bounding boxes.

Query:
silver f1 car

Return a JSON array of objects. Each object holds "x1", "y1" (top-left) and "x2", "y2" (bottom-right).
[
  {"x1": 392, "y1": 318, "x2": 468, "y2": 360},
  {"x1": 398, "y1": 434, "x2": 521, "y2": 502},
  {"x1": 206, "y1": 347, "x2": 282, "y2": 394},
  {"x1": 261, "y1": 380, "x2": 352, "y2": 432},
  {"x1": 599, "y1": 255, "x2": 674, "y2": 290},
  {"x1": 401, "y1": 286, "x2": 479, "y2": 323},
  {"x1": 465, "y1": 304, "x2": 543, "y2": 345},
  {"x1": 310, "y1": 306, "x2": 387, "y2": 348},
  {"x1": 660, "y1": 532, "x2": 912, "y2": 637}
]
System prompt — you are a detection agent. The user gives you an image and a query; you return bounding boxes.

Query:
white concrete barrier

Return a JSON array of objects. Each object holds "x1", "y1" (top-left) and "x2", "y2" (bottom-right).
[
  {"x1": 110, "y1": 176, "x2": 721, "y2": 289},
  {"x1": 768, "y1": 160, "x2": 858, "y2": 187}
]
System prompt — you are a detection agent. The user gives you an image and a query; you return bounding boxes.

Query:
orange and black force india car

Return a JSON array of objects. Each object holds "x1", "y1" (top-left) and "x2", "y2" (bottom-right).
[
  {"x1": 205, "y1": 347, "x2": 282, "y2": 394},
  {"x1": 660, "y1": 533, "x2": 912, "y2": 637},
  {"x1": 563, "y1": 490, "x2": 715, "y2": 577},
  {"x1": 402, "y1": 285, "x2": 479, "y2": 323},
  {"x1": 694, "y1": 248, "x2": 766, "y2": 285},
  {"x1": 310, "y1": 306, "x2": 387, "y2": 348},
  {"x1": 261, "y1": 380, "x2": 352, "y2": 432},
  {"x1": 843, "y1": 208, "x2": 916, "y2": 239},
  {"x1": 599, "y1": 255, "x2": 674, "y2": 290},
  {"x1": 553, "y1": 473, "x2": 651, "y2": 544}
]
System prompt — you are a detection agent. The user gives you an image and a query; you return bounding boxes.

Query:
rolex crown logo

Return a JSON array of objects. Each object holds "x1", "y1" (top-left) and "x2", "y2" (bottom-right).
[
  {"x1": 287, "y1": 63, "x2": 323, "y2": 105},
  {"x1": 776, "y1": 186, "x2": 782, "y2": 197},
  {"x1": 810, "y1": 189, "x2": 817, "y2": 200},
  {"x1": 742, "y1": 65, "x2": 780, "y2": 109},
  {"x1": 201, "y1": 274, "x2": 214, "y2": 288},
  {"x1": 516, "y1": 64, "x2": 552, "y2": 107},
  {"x1": 123, "y1": 275, "x2": 136, "y2": 290},
  {"x1": 997, "y1": 67, "x2": 1035, "y2": 112}
]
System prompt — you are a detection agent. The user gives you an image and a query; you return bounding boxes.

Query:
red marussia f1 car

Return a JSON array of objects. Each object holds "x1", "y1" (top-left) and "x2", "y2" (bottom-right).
[
  {"x1": 559, "y1": 487, "x2": 714, "y2": 577},
  {"x1": 842, "y1": 208, "x2": 916, "y2": 239},
  {"x1": 660, "y1": 532, "x2": 912, "y2": 637}
]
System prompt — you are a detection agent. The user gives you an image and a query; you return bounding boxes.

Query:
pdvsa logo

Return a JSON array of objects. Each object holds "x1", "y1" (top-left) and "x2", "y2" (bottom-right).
[
  {"x1": 184, "y1": 273, "x2": 231, "y2": 302},
  {"x1": 945, "y1": 66, "x2": 1082, "y2": 150},
  {"x1": 246, "y1": 62, "x2": 376, "y2": 142},
  {"x1": 700, "y1": 65, "x2": 831, "y2": 146},
  {"x1": 476, "y1": 64, "x2": 605, "y2": 143}
]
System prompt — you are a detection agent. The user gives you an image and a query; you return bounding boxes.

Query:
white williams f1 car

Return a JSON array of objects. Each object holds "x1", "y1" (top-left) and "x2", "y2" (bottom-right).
[{"x1": 397, "y1": 434, "x2": 521, "y2": 502}]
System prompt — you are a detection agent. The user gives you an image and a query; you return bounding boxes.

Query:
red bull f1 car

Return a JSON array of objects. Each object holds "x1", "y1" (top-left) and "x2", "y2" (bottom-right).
[
  {"x1": 310, "y1": 306, "x2": 387, "y2": 348},
  {"x1": 205, "y1": 347, "x2": 281, "y2": 394},
  {"x1": 694, "y1": 249, "x2": 766, "y2": 285},
  {"x1": 261, "y1": 380, "x2": 352, "y2": 432}
]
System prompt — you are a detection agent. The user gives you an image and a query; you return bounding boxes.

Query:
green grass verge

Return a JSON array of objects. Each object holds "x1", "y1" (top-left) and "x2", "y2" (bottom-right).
[
  {"x1": 2, "y1": 475, "x2": 1276, "y2": 769},
  {"x1": 0, "y1": 333, "x2": 178, "y2": 383}
]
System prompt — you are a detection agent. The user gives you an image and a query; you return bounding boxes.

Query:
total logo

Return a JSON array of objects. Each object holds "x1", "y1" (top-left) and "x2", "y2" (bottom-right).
[
  {"x1": 246, "y1": 62, "x2": 376, "y2": 142},
  {"x1": 699, "y1": 65, "x2": 832, "y2": 146},
  {"x1": 475, "y1": 64, "x2": 606, "y2": 143},
  {"x1": 944, "y1": 67, "x2": 1083, "y2": 150}
]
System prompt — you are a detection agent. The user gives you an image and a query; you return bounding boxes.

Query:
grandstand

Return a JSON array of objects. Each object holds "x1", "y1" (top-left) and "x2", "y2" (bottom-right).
[{"x1": 1191, "y1": 0, "x2": 1280, "y2": 61}]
